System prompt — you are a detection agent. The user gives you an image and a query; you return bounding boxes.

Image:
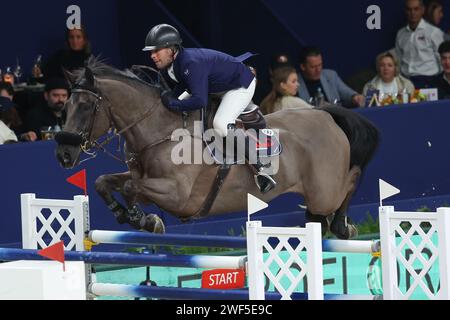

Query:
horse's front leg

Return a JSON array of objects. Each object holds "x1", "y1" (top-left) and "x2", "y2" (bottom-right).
[
  {"x1": 122, "y1": 177, "x2": 190, "y2": 233},
  {"x1": 95, "y1": 172, "x2": 136, "y2": 225}
]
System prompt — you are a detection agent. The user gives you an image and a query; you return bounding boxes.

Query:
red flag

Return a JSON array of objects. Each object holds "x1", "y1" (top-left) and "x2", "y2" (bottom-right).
[
  {"x1": 38, "y1": 241, "x2": 66, "y2": 272},
  {"x1": 67, "y1": 169, "x2": 87, "y2": 196}
]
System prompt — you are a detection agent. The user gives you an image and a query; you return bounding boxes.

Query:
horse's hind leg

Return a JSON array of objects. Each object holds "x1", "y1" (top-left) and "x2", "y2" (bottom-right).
[{"x1": 330, "y1": 166, "x2": 361, "y2": 240}]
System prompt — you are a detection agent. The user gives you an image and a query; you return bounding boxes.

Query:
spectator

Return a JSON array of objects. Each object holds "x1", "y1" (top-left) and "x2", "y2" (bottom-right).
[
  {"x1": 42, "y1": 26, "x2": 92, "y2": 81},
  {"x1": 261, "y1": 66, "x2": 312, "y2": 114},
  {"x1": 425, "y1": 0, "x2": 450, "y2": 41},
  {"x1": 297, "y1": 46, "x2": 365, "y2": 108},
  {"x1": 432, "y1": 41, "x2": 450, "y2": 99},
  {"x1": 396, "y1": 0, "x2": 444, "y2": 88},
  {"x1": 0, "y1": 96, "x2": 18, "y2": 144},
  {"x1": 362, "y1": 51, "x2": 415, "y2": 97},
  {"x1": 24, "y1": 78, "x2": 69, "y2": 140},
  {"x1": 0, "y1": 82, "x2": 37, "y2": 142},
  {"x1": 425, "y1": 0, "x2": 444, "y2": 26},
  {"x1": 269, "y1": 53, "x2": 292, "y2": 76}
]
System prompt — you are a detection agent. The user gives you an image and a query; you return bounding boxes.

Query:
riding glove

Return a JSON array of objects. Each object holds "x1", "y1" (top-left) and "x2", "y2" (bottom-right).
[{"x1": 161, "y1": 90, "x2": 177, "y2": 110}]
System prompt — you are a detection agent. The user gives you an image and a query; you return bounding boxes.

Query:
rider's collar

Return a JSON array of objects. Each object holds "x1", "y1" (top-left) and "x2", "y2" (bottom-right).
[
  {"x1": 168, "y1": 51, "x2": 179, "y2": 83},
  {"x1": 168, "y1": 64, "x2": 178, "y2": 83}
]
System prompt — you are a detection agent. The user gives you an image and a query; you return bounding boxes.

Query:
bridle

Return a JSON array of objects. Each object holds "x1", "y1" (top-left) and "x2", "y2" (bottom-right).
[{"x1": 56, "y1": 84, "x2": 172, "y2": 165}]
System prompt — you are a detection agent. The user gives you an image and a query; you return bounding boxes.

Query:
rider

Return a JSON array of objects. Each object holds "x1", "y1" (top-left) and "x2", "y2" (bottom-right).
[{"x1": 143, "y1": 24, "x2": 276, "y2": 194}]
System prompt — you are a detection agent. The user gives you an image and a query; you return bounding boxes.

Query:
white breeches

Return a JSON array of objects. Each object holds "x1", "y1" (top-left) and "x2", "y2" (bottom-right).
[{"x1": 213, "y1": 78, "x2": 256, "y2": 137}]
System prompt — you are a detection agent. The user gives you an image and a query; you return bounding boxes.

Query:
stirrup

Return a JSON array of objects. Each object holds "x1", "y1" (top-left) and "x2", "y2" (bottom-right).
[{"x1": 254, "y1": 172, "x2": 277, "y2": 194}]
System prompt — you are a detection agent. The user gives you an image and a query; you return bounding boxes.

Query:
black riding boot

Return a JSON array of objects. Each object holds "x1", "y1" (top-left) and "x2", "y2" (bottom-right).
[
  {"x1": 243, "y1": 131, "x2": 277, "y2": 194},
  {"x1": 227, "y1": 124, "x2": 277, "y2": 194}
]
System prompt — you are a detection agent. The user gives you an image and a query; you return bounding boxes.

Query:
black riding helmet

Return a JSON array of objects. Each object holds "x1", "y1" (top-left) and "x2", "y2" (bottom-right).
[{"x1": 142, "y1": 24, "x2": 183, "y2": 52}]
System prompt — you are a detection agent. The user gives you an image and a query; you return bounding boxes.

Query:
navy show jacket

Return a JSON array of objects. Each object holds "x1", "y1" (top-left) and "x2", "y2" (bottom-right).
[{"x1": 164, "y1": 48, "x2": 255, "y2": 111}]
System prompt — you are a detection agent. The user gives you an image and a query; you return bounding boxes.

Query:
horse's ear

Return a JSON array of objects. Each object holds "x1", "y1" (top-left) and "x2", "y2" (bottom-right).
[
  {"x1": 63, "y1": 69, "x2": 76, "y2": 87},
  {"x1": 85, "y1": 67, "x2": 95, "y2": 87}
]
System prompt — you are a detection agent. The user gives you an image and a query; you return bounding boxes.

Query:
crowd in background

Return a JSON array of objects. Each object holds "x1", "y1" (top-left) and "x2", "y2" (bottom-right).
[
  {"x1": 0, "y1": 27, "x2": 91, "y2": 145},
  {"x1": 0, "y1": 0, "x2": 449, "y2": 145},
  {"x1": 259, "y1": 0, "x2": 450, "y2": 114}
]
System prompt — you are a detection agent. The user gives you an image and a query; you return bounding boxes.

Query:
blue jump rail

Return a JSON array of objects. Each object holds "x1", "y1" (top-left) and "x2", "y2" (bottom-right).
[
  {"x1": 89, "y1": 283, "x2": 380, "y2": 300},
  {"x1": 88, "y1": 230, "x2": 380, "y2": 254},
  {"x1": 0, "y1": 248, "x2": 246, "y2": 269}
]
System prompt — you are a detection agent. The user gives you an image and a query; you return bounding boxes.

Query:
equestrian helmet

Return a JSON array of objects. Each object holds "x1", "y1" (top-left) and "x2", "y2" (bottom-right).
[{"x1": 142, "y1": 24, "x2": 182, "y2": 51}]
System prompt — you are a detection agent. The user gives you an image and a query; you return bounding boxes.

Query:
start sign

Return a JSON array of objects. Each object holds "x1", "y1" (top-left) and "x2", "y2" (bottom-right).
[{"x1": 201, "y1": 269, "x2": 246, "y2": 290}]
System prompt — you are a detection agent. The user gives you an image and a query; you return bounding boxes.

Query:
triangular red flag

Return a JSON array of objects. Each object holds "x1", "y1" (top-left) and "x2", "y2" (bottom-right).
[
  {"x1": 67, "y1": 169, "x2": 87, "y2": 196},
  {"x1": 38, "y1": 241, "x2": 66, "y2": 271}
]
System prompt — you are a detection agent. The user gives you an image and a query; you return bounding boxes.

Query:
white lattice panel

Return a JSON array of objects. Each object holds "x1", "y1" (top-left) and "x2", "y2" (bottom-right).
[
  {"x1": 247, "y1": 221, "x2": 323, "y2": 300},
  {"x1": 21, "y1": 194, "x2": 89, "y2": 251},
  {"x1": 380, "y1": 206, "x2": 450, "y2": 300}
]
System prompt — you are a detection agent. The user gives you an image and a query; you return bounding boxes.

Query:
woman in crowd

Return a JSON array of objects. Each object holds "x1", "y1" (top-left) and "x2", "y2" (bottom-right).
[
  {"x1": 425, "y1": 0, "x2": 450, "y2": 41},
  {"x1": 363, "y1": 51, "x2": 415, "y2": 97},
  {"x1": 261, "y1": 66, "x2": 312, "y2": 115},
  {"x1": 42, "y1": 26, "x2": 92, "y2": 81}
]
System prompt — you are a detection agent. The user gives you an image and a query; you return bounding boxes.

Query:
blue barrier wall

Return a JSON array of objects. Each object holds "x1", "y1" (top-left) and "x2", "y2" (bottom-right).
[{"x1": 1, "y1": 101, "x2": 449, "y2": 244}]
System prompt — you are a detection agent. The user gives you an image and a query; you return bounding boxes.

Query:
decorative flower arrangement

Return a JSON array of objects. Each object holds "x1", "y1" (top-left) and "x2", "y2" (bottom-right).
[{"x1": 378, "y1": 90, "x2": 427, "y2": 106}]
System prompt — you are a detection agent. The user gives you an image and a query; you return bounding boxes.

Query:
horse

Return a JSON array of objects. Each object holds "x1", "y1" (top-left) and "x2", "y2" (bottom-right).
[{"x1": 55, "y1": 57, "x2": 379, "y2": 240}]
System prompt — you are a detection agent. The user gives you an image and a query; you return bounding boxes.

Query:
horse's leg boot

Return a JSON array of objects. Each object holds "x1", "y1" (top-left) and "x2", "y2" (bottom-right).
[
  {"x1": 140, "y1": 214, "x2": 166, "y2": 234},
  {"x1": 127, "y1": 205, "x2": 146, "y2": 230},
  {"x1": 305, "y1": 210, "x2": 331, "y2": 237},
  {"x1": 330, "y1": 213, "x2": 358, "y2": 240},
  {"x1": 108, "y1": 200, "x2": 129, "y2": 225}
]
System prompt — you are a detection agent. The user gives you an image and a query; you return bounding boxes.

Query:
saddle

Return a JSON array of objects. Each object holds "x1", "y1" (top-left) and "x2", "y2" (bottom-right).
[{"x1": 203, "y1": 96, "x2": 282, "y2": 165}]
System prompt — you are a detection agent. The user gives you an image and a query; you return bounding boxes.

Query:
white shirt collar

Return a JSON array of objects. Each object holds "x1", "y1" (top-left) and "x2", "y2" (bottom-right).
[
  {"x1": 407, "y1": 19, "x2": 426, "y2": 32},
  {"x1": 167, "y1": 52, "x2": 179, "y2": 83}
]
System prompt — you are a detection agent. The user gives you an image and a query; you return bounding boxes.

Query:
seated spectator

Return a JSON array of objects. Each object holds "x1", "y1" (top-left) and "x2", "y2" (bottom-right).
[
  {"x1": 261, "y1": 66, "x2": 313, "y2": 114},
  {"x1": 0, "y1": 82, "x2": 37, "y2": 142},
  {"x1": 396, "y1": 0, "x2": 444, "y2": 88},
  {"x1": 432, "y1": 41, "x2": 450, "y2": 99},
  {"x1": 24, "y1": 78, "x2": 69, "y2": 140},
  {"x1": 297, "y1": 46, "x2": 365, "y2": 108},
  {"x1": 0, "y1": 96, "x2": 18, "y2": 144},
  {"x1": 363, "y1": 51, "x2": 415, "y2": 97},
  {"x1": 42, "y1": 26, "x2": 92, "y2": 81},
  {"x1": 269, "y1": 53, "x2": 292, "y2": 76}
]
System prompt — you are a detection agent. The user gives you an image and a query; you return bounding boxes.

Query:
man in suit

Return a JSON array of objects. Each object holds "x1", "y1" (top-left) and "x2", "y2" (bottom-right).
[{"x1": 297, "y1": 46, "x2": 365, "y2": 108}]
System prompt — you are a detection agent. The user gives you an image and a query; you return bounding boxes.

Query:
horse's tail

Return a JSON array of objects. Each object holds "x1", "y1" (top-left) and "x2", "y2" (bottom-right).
[{"x1": 318, "y1": 106, "x2": 379, "y2": 171}]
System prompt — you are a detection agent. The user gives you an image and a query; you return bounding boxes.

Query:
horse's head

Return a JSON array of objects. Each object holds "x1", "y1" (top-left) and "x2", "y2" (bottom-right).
[{"x1": 55, "y1": 67, "x2": 111, "y2": 168}]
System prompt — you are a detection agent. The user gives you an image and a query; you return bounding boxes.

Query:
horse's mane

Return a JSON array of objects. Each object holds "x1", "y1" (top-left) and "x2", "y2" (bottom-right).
[{"x1": 73, "y1": 56, "x2": 161, "y2": 91}]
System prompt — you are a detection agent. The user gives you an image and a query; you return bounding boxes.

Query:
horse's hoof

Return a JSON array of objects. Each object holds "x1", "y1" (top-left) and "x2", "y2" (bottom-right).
[
  {"x1": 140, "y1": 214, "x2": 166, "y2": 234},
  {"x1": 330, "y1": 215, "x2": 358, "y2": 240}
]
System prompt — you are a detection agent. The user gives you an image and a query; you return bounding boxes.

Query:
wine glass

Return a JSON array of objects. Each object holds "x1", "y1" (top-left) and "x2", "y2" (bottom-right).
[{"x1": 14, "y1": 58, "x2": 23, "y2": 84}]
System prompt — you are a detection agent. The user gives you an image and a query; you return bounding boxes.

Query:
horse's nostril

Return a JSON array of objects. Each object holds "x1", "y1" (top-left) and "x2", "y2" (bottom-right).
[{"x1": 63, "y1": 152, "x2": 72, "y2": 164}]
